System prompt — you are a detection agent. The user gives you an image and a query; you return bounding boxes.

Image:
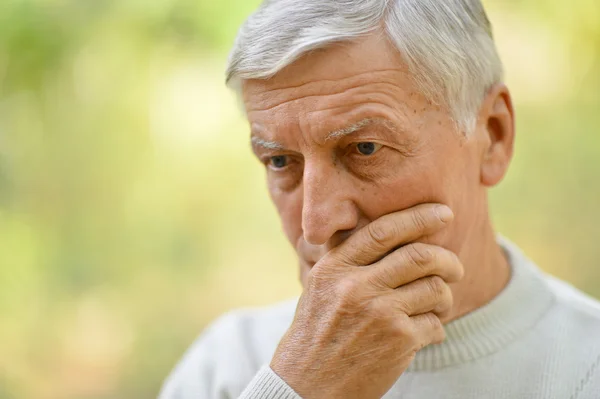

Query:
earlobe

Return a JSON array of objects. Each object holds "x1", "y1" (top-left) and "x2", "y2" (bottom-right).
[{"x1": 480, "y1": 84, "x2": 515, "y2": 187}]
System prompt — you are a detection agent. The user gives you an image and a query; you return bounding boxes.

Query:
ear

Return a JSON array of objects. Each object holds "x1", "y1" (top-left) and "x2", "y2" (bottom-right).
[{"x1": 477, "y1": 83, "x2": 516, "y2": 187}]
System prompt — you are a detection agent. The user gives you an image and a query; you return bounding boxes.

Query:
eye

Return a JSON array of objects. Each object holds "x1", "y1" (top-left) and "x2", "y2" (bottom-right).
[
  {"x1": 355, "y1": 142, "x2": 383, "y2": 156},
  {"x1": 268, "y1": 155, "x2": 289, "y2": 169}
]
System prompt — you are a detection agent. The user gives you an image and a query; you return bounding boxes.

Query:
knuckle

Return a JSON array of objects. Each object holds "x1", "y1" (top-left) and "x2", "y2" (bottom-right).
[
  {"x1": 368, "y1": 267, "x2": 393, "y2": 289},
  {"x1": 405, "y1": 243, "x2": 434, "y2": 268},
  {"x1": 367, "y1": 220, "x2": 392, "y2": 249},
  {"x1": 428, "y1": 314, "x2": 446, "y2": 342},
  {"x1": 436, "y1": 286, "x2": 454, "y2": 313},
  {"x1": 368, "y1": 296, "x2": 392, "y2": 319},
  {"x1": 426, "y1": 312, "x2": 444, "y2": 333},
  {"x1": 410, "y1": 209, "x2": 430, "y2": 232},
  {"x1": 335, "y1": 276, "x2": 361, "y2": 302},
  {"x1": 426, "y1": 275, "x2": 446, "y2": 299},
  {"x1": 412, "y1": 313, "x2": 445, "y2": 348},
  {"x1": 392, "y1": 316, "x2": 415, "y2": 339},
  {"x1": 441, "y1": 283, "x2": 453, "y2": 304},
  {"x1": 325, "y1": 247, "x2": 351, "y2": 267},
  {"x1": 394, "y1": 297, "x2": 413, "y2": 315},
  {"x1": 320, "y1": 250, "x2": 344, "y2": 267}
]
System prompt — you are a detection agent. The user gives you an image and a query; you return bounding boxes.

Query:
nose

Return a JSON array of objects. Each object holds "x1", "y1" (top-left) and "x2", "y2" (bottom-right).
[{"x1": 301, "y1": 161, "x2": 358, "y2": 246}]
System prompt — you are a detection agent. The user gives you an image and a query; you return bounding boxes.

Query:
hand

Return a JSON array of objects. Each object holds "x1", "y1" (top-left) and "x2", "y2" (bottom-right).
[{"x1": 270, "y1": 204, "x2": 464, "y2": 399}]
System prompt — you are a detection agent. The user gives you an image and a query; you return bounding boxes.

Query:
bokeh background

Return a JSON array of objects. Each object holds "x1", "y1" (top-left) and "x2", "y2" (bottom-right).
[{"x1": 0, "y1": 0, "x2": 599, "y2": 398}]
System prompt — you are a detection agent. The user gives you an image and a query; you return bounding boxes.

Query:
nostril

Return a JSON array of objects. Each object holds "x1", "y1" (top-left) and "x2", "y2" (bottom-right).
[{"x1": 301, "y1": 192, "x2": 359, "y2": 247}]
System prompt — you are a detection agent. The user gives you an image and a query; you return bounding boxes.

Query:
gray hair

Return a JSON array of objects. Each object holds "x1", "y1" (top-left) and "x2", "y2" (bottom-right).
[{"x1": 226, "y1": 0, "x2": 504, "y2": 134}]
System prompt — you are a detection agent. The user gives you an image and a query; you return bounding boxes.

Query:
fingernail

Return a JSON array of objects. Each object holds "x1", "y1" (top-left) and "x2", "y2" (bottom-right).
[{"x1": 435, "y1": 205, "x2": 454, "y2": 222}]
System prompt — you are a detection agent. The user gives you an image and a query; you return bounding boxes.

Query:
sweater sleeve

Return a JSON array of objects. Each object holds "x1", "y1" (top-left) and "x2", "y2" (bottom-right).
[
  {"x1": 159, "y1": 363, "x2": 302, "y2": 399},
  {"x1": 239, "y1": 366, "x2": 302, "y2": 399}
]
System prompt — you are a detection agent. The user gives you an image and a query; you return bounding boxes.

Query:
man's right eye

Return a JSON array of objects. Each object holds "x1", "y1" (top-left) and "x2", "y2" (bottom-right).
[{"x1": 269, "y1": 155, "x2": 289, "y2": 169}]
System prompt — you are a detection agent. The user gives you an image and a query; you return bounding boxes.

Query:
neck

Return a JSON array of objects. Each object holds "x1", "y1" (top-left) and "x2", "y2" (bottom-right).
[{"x1": 444, "y1": 204, "x2": 511, "y2": 323}]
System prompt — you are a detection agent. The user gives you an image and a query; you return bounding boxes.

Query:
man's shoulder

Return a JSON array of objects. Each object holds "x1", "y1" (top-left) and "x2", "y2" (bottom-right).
[
  {"x1": 228, "y1": 296, "x2": 299, "y2": 327},
  {"x1": 543, "y1": 274, "x2": 600, "y2": 345},
  {"x1": 159, "y1": 298, "x2": 298, "y2": 398},
  {"x1": 186, "y1": 296, "x2": 298, "y2": 368},
  {"x1": 546, "y1": 274, "x2": 600, "y2": 320},
  {"x1": 215, "y1": 297, "x2": 299, "y2": 344},
  {"x1": 541, "y1": 275, "x2": 600, "y2": 398}
]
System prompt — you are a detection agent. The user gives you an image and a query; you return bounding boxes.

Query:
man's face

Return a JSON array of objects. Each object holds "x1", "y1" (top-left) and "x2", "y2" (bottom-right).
[{"x1": 243, "y1": 34, "x2": 492, "y2": 286}]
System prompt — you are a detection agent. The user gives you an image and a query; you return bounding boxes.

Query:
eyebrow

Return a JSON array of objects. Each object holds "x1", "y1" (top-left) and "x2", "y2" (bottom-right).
[
  {"x1": 250, "y1": 117, "x2": 400, "y2": 152},
  {"x1": 325, "y1": 118, "x2": 398, "y2": 141},
  {"x1": 250, "y1": 136, "x2": 285, "y2": 151}
]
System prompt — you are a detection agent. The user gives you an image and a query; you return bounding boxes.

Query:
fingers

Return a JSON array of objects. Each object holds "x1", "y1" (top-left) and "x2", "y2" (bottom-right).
[
  {"x1": 329, "y1": 203, "x2": 454, "y2": 266},
  {"x1": 410, "y1": 312, "x2": 446, "y2": 346},
  {"x1": 368, "y1": 243, "x2": 464, "y2": 289},
  {"x1": 388, "y1": 275, "x2": 454, "y2": 318}
]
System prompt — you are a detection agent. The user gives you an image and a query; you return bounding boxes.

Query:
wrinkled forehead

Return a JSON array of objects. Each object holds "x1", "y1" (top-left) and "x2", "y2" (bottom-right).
[{"x1": 240, "y1": 33, "x2": 420, "y2": 110}]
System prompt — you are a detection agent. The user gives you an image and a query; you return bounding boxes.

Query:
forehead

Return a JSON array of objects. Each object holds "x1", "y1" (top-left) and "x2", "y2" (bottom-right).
[
  {"x1": 241, "y1": 33, "x2": 421, "y2": 112},
  {"x1": 240, "y1": 33, "x2": 457, "y2": 148}
]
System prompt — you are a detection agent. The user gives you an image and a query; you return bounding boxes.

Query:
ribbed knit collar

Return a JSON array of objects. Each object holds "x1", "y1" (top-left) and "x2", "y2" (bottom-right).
[{"x1": 408, "y1": 236, "x2": 556, "y2": 372}]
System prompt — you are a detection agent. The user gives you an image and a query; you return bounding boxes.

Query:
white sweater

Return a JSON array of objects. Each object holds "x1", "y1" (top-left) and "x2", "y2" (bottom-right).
[{"x1": 159, "y1": 239, "x2": 600, "y2": 398}]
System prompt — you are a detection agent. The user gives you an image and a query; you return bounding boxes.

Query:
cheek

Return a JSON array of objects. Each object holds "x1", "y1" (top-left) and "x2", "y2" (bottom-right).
[
  {"x1": 444, "y1": 149, "x2": 487, "y2": 253},
  {"x1": 357, "y1": 159, "x2": 447, "y2": 220},
  {"x1": 355, "y1": 148, "x2": 475, "y2": 249}
]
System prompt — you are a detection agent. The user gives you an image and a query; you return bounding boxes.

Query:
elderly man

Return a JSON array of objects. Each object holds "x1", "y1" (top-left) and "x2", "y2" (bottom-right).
[{"x1": 160, "y1": 1, "x2": 600, "y2": 398}]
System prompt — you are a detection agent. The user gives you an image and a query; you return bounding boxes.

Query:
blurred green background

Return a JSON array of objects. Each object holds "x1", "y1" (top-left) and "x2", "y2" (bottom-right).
[{"x1": 0, "y1": 0, "x2": 598, "y2": 398}]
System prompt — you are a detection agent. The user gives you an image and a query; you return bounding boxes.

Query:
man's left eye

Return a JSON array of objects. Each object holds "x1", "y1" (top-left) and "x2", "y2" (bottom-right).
[
  {"x1": 269, "y1": 155, "x2": 289, "y2": 169},
  {"x1": 355, "y1": 142, "x2": 383, "y2": 156}
]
